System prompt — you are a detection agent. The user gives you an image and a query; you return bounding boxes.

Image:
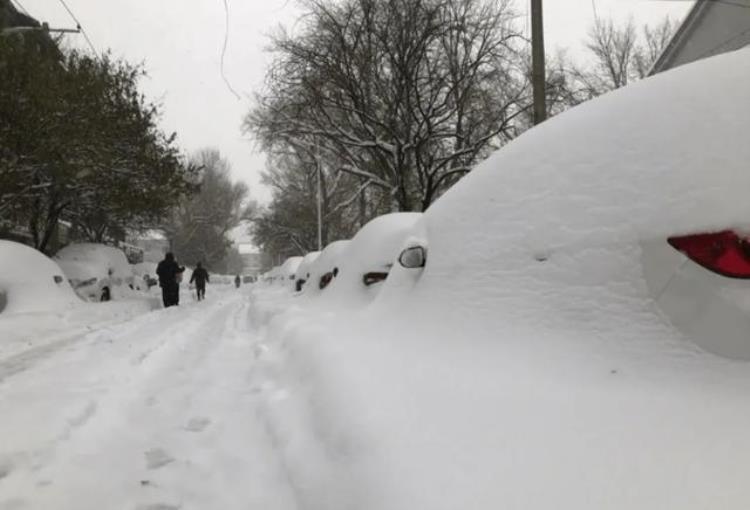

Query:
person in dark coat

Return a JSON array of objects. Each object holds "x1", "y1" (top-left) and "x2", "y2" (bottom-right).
[
  {"x1": 156, "y1": 252, "x2": 185, "y2": 307},
  {"x1": 234, "y1": 275, "x2": 241, "y2": 288},
  {"x1": 190, "y1": 262, "x2": 210, "y2": 301}
]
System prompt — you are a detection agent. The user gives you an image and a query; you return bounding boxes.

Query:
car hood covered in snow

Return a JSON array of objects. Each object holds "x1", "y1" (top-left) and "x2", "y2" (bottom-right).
[
  {"x1": 386, "y1": 47, "x2": 750, "y2": 343},
  {"x1": 0, "y1": 240, "x2": 80, "y2": 314},
  {"x1": 252, "y1": 49, "x2": 750, "y2": 510}
]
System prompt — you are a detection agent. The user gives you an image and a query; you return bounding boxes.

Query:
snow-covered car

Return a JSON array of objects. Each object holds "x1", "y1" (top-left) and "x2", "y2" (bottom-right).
[
  {"x1": 55, "y1": 243, "x2": 137, "y2": 301},
  {"x1": 0, "y1": 240, "x2": 80, "y2": 315},
  {"x1": 382, "y1": 47, "x2": 750, "y2": 363},
  {"x1": 277, "y1": 256, "x2": 303, "y2": 288},
  {"x1": 293, "y1": 251, "x2": 320, "y2": 292},
  {"x1": 304, "y1": 240, "x2": 351, "y2": 295},
  {"x1": 320, "y1": 213, "x2": 421, "y2": 305},
  {"x1": 131, "y1": 261, "x2": 159, "y2": 289},
  {"x1": 274, "y1": 49, "x2": 750, "y2": 508}
]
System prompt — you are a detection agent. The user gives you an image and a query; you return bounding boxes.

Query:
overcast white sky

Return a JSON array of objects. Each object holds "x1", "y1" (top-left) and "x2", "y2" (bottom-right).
[{"x1": 16, "y1": 0, "x2": 693, "y2": 207}]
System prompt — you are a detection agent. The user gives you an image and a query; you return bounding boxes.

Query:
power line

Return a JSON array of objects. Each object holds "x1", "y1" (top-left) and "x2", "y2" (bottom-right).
[
  {"x1": 56, "y1": 0, "x2": 97, "y2": 55},
  {"x1": 220, "y1": 0, "x2": 241, "y2": 101}
]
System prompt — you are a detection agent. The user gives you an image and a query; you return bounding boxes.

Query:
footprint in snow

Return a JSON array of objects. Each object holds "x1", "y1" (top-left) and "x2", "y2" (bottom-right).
[
  {"x1": 184, "y1": 417, "x2": 211, "y2": 433},
  {"x1": 0, "y1": 461, "x2": 11, "y2": 481},
  {"x1": 144, "y1": 448, "x2": 175, "y2": 470}
]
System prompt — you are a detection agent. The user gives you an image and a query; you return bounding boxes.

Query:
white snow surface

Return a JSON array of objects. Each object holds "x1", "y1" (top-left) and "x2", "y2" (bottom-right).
[
  {"x1": 0, "y1": 241, "x2": 80, "y2": 315},
  {"x1": 55, "y1": 243, "x2": 142, "y2": 300},
  {"x1": 56, "y1": 243, "x2": 134, "y2": 282},
  {"x1": 294, "y1": 251, "x2": 321, "y2": 283},
  {"x1": 279, "y1": 256, "x2": 303, "y2": 280},
  {"x1": 0, "y1": 288, "x2": 297, "y2": 510},
  {"x1": 319, "y1": 213, "x2": 421, "y2": 306},
  {"x1": 3, "y1": 51, "x2": 750, "y2": 510},
  {"x1": 246, "y1": 50, "x2": 750, "y2": 510},
  {"x1": 132, "y1": 261, "x2": 158, "y2": 279},
  {"x1": 301, "y1": 240, "x2": 351, "y2": 298}
]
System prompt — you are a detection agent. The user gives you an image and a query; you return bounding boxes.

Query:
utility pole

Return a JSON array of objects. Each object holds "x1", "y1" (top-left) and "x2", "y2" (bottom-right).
[
  {"x1": 315, "y1": 151, "x2": 323, "y2": 251},
  {"x1": 531, "y1": 0, "x2": 546, "y2": 125}
]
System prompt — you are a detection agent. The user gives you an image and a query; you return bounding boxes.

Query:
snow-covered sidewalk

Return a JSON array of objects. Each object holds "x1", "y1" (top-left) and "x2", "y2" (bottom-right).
[{"x1": 0, "y1": 289, "x2": 297, "y2": 510}]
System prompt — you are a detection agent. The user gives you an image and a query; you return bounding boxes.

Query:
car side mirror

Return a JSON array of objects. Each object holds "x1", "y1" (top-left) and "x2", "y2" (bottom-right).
[{"x1": 398, "y1": 246, "x2": 427, "y2": 269}]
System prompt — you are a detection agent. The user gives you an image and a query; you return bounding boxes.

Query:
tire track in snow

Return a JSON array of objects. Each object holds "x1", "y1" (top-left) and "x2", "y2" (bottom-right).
[
  {"x1": 0, "y1": 295, "x2": 235, "y2": 494},
  {"x1": 0, "y1": 291, "x2": 299, "y2": 510}
]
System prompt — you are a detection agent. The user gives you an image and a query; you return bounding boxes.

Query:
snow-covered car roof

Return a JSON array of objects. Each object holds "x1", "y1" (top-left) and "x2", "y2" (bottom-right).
[
  {"x1": 278, "y1": 256, "x2": 303, "y2": 281},
  {"x1": 284, "y1": 50, "x2": 750, "y2": 510},
  {"x1": 424, "y1": 47, "x2": 750, "y2": 270},
  {"x1": 323, "y1": 212, "x2": 421, "y2": 305},
  {"x1": 294, "y1": 251, "x2": 321, "y2": 284},
  {"x1": 55, "y1": 243, "x2": 134, "y2": 282},
  {"x1": 0, "y1": 240, "x2": 80, "y2": 314},
  {"x1": 303, "y1": 240, "x2": 351, "y2": 297},
  {"x1": 131, "y1": 262, "x2": 158, "y2": 278}
]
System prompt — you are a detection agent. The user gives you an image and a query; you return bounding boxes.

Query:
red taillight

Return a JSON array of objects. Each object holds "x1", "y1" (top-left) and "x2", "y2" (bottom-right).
[{"x1": 668, "y1": 230, "x2": 750, "y2": 279}]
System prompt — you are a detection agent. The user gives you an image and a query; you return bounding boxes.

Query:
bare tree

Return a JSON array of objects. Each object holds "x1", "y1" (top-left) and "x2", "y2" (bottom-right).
[
  {"x1": 246, "y1": 0, "x2": 529, "y2": 213},
  {"x1": 571, "y1": 16, "x2": 676, "y2": 99},
  {"x1": 163, "y1": 149, "x2": 254, "y2": 269}
]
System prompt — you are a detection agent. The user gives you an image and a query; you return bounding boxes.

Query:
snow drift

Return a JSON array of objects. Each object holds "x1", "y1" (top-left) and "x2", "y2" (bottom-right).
[
  {"x1": 55, "y1": 243, "x2": 137, "y2": 301},
  {"x1": 0, "y1": 240, "x2": 80, "y2": 315},
  {"x1": 251, "y1": 48, "x2": 750, "y2": 510}
]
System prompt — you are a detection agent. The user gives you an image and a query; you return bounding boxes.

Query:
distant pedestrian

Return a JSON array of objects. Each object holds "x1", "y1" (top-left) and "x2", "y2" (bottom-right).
[
  {"x1": 234, "y1": 275, "x2": 241, "y2": 288},
  {"x1": 190, "y1": 262, "x2": 210, "y2": 301},
  {"x1": 156, "y1": 252, "x2": 185, "y2": 307}
]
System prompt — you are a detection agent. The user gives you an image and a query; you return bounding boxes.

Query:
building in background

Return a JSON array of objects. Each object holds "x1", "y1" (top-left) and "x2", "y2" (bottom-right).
[
  {"x1": 651, "y1": 0, "x2": 750, "y2": 74},
  {"x1": 1, "y1": 0, "x2": 38, "y2": 30},
  {"x1": 238, "y1": 243, "x2": 264, "y2": 277}
]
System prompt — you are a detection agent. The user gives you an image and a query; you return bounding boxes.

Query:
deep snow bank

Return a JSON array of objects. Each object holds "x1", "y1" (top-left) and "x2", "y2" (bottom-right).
[
  {"x1": 248, "y1": 49, "x2": 750, "y2": 510},
  {"x1": 0, "y1": 240, "x2": 80, "y2": 315}
]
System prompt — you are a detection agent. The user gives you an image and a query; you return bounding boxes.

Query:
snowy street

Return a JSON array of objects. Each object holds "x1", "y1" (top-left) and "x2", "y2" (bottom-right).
[
  {"x1": 4, "y1": 1, "x2": 750, "y2": 507},
  {"x1": 0, "y1": 288, "x2": 297, "y2": 510}
]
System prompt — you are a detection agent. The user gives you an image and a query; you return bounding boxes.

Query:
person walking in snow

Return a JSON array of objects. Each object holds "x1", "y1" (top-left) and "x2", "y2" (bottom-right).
[
  {"x1": 190, "y1": 262, "x2": 210, "y2": 301},
  {"x1": 234, "y1": 275, "x2": 241, "y2": 288},
  {"x1": 156, "y1": 252, "x2": 185, "y2": 308}
]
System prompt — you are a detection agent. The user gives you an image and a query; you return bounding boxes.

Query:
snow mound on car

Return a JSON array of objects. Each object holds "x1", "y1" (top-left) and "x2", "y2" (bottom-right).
[
  {"x1": 56, "y1": 243, "x2": 133, "y2": 282},
  {"x1": 132, "y1": 261, "x2": 157, "y2": 279},
  {"x1": 251, "y1": 49, "x2": 750, "y2": 510},
  {"x1": 273, "y1": 256, "x2": 303, "y2": 289},
  {"x1": 0, "y1": 240, "x2": 80, "y2": 314},
  {"x1": 294, "y1": 251, "x2": 321, "y2": 289},
  {"x1": 426, "y1": 47, "x2": 750, "y2": 272},
  {"x1": 55, "y1": 243, "x2": 138, "y2": 300},
  {"x1": 303, "y1": 240, "x2": 351, "y2": 298},
  {"x1": 322, "y1": 213, "x2": 421, "y2": 306}
]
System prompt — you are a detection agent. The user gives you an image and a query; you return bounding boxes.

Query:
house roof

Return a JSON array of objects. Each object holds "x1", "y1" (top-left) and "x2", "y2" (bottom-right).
[
  {"x1": 0, "y1": 0, "x2": 41, "y2": 29},
  {"x1": 651, "y1": 0, "x2": 750, "y2": 74}
]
